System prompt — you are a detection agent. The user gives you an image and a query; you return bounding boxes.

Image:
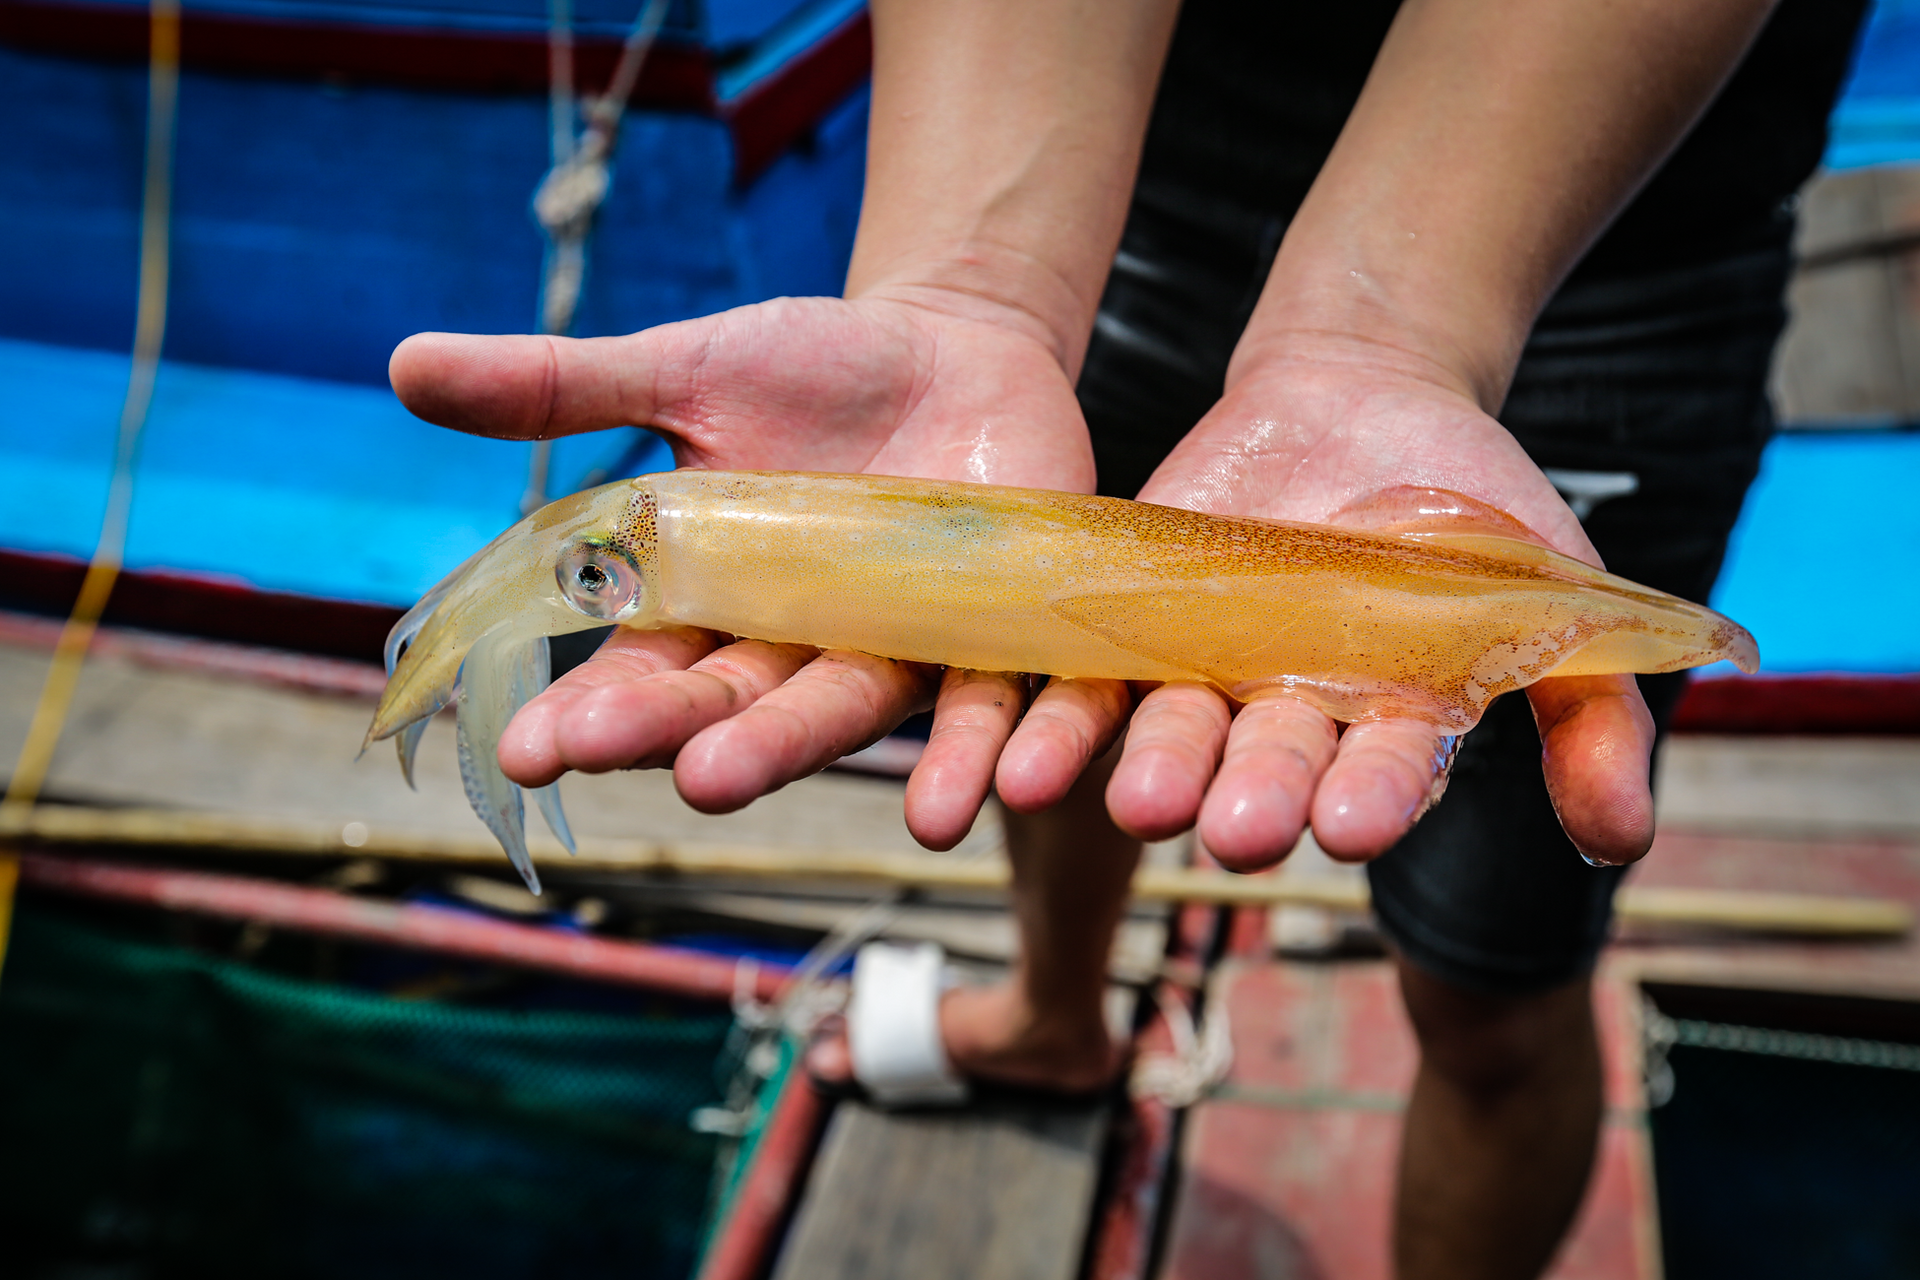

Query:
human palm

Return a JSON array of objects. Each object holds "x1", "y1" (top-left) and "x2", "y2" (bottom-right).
[
  {"x1": 389, "y1": 294, "x2": 1115, "y2": 849},
  {"x1": 1104, "y1": 335, "x2": 1657, "y2": 868}
]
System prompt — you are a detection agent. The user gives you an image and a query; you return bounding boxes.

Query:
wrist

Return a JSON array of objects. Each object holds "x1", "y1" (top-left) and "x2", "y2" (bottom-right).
[
  {"x1": 1229, "y1": 245, "x2": 1537, "y2": 414},
  {"x1": 847, "y1": 236, "x2": 1099, "y2": 378}
]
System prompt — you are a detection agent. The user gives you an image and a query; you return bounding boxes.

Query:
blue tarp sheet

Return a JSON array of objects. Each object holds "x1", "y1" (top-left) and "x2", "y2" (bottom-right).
[
  {"x1": 0, "y1": 336, "x2": 670, "y2": 605},
  {"x1": 0, "y1": 47, "x2": 869, "y2": 386},
  {"x1": 5, "y1": 335, "x2": 1916, "y2": 672},
  {"x1": 1706, "y1": 430, "x2": 1920, "y2": 675},
  {"x1": 1829, "y1": 0, "x2": 1920, "y2": 169},
  {"x1": 2, "y1": 0, "x2": 1917, "y2": 673}
]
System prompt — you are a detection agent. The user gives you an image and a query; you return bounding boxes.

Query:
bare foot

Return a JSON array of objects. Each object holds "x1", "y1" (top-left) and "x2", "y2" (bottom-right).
[{"x1": 806, "y1": 981, "x2": 1123, "y2": 1095}]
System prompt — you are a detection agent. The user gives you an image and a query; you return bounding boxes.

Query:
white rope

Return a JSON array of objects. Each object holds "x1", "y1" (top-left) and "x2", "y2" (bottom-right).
[
  {"x1": 730, "y1": 899, "x2": 903, "y2": 1040},
  {"x1": 525, "y1": 0, "x2": 672, "y2": 515},
  {"x1": 1131, "y1": 990, "x2": 1234, "y2": 1108}
]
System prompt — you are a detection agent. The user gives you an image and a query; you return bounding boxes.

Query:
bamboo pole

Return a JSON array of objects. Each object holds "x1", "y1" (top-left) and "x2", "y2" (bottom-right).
[{"x1": 0, "y1": 803, "x2": 1909, "y2": 938}]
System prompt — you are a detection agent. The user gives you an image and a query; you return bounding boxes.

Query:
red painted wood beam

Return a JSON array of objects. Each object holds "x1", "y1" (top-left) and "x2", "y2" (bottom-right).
[
  {"x1": 0, "y1": 0, "x2": 873, "y2": 183},
  {"x1": 1087, "y1": 990, "x2": 1185, "y2": 1280},
  {"x1": 9, "y1": 546, "x2": 1912, "y2": 733},
  {"x1": 724, "y1": 9, "x2": 870, "y2": 184},
  {"x1": 696, "y1": 1070, "x2": 831, "y2": 1280},
  {"x1": 0, "y1": 0, "x2": 715, "y2": 104},
  {"x1": 17, "y1": 851, "x2": 793, "y2": 1003},
  {"x1": 0, "y1": 609, "x2": 388, "y2": 699},
  {"x1": 1672, "y1": 672, "x2": 1920, "y2": 735},
  {"x1": 0, "y1": 547, "x2": 402, "y2": 662}
]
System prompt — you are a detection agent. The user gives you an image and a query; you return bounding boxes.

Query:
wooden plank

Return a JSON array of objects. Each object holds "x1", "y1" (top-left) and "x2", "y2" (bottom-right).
[
  {"x1": 6, "y1": 803, "x2": 1910, "y2": 936},
  {"x1": 1654, "y1": 735, "x2": 1920, "y2": 839},
  {"x1": 0, "y1": 632, "x2": 998, "y2": 858},
  {"x1": 572, "y1": 881, "x2": 1174, "y2": 984},
  {"x1": 1608, "y1": 825, "x2": 1920, "y2": 1003},
  {"x1": 1771, "y1": 163, "x2": 1920, "y2": 426},
  {"x1": 774, "y1": 1095, "x2": 1111, "y2": 1280},
  {"x1": 1159, "y1": 960, "x2": 1660, "y2": 1280}
]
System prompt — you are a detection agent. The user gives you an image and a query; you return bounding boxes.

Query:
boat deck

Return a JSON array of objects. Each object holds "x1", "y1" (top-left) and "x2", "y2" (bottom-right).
[{"x1": 3, "y1": 611, "x2": 1916, "y2": 1279}]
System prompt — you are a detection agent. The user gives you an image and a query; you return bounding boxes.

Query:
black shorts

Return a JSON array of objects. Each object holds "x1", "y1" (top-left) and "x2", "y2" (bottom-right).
[{"x1": 1073, "y1": 0, "x2": 1854, "y2": 993}]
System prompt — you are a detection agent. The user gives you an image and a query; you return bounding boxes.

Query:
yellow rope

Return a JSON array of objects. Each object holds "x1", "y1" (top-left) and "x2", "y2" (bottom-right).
[{"x1": 0, "y1": 0, "x2": 180, "y2": 976}]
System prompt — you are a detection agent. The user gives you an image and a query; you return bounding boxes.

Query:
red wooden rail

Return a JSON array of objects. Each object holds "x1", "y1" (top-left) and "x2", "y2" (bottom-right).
[
  {"x1": 696, "y1": 1070, "x2": 832, "y2": 1280},
  {"x1": 17, "y1": 851, "x2": 792, "y2": 1003},
  {"x1": 0, "y1": 0, "x2": 872, "y2": 184},
  {"x1": 4, "y1": 559, "x2": 1914, "y2": 733}
]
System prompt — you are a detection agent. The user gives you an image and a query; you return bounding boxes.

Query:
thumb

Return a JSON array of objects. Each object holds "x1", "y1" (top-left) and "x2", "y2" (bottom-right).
[
  {"x1": 388, "y1": 323, "x2": 711, "y2": 441},
  {"x1": 1528, "y1": 673, "x2": 1658, "y2": 866}
]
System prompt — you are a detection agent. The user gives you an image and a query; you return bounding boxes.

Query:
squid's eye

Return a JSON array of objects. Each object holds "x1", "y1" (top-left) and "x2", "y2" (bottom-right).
[{"x1": 558, "y1": 542, "x2": 642, "y2": 620}]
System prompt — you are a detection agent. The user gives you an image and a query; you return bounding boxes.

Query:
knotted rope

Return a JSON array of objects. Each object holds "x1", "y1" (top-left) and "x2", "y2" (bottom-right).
[{"x1": 523, "y1": 0, "x2": 671, "y2": 515}]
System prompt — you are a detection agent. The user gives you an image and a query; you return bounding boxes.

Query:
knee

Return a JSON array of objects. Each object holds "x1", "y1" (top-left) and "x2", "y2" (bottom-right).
[{"x1": 1397, "y1": 960, "x2": 1599, "y2": 1104}]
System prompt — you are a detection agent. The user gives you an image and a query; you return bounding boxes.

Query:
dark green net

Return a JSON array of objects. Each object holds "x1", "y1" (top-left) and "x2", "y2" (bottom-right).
[{"x1": 0, "y1": 901, "x2": 736, "y2": 1280}]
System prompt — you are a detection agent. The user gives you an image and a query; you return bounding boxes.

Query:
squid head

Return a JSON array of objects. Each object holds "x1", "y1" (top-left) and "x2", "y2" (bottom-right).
[{"x1": 364, "y1": 479, "x2": 663, "y2": 892}]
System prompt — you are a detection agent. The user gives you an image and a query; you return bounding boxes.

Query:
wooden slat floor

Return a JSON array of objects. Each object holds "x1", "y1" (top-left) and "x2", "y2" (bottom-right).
[
  {"x1": 2, "y1": 617, "x2": 1163, "y2": 1280},
  {"x1": 1157, "y1": 960, "x2": 1660, "y2": 1280},
  {"x1": 1160, "y1": 737, "x2": 1920, "y2": 1280},
  {"x1": 777, "y1": 1094, "x2": 1113, "y2": 1280},
  {"x1": 12, "y1": 614, "x2": 1917, "y2": 1279}
]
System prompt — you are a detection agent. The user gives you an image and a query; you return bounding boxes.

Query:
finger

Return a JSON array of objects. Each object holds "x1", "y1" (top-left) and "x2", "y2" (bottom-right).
[
  {"x1": 1309, "y1": 717, "x2": 1459, "y2": 861},
  {"x1": 1105, "y1": 683, "x2": 1232, "y2": 843},
  {"x1": 674, "y1": 652, "x2": 938, "y2": 813},
  {"x1": 549, "y1": 639, "x2": 820, "y2": 777},
  {"x1": 905, "y1": 670, "x2": 1028, "y2": 852},
  {"x1": 1196, "y1": 694, "x2": 1341, "y2": 871},
  {"x1": 389, "y1": 326, "x2": 704, "y2": 441},
  {"x1": 498, "y1": 627, "x2": 721, "y2": 785},
  {"x1": 1528, "y1": 674, "x2": 1656, "y2": 866},
  {"x1": 994, "y1": 678, "x2": 1133, "y2": 815}
]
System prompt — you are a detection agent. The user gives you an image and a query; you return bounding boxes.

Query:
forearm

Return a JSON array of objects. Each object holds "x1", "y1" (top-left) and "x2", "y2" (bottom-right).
[
  {"x1": 847, "y1": 0, "x2": 1179, "y2": 376},
  {"x1": 1237, "y1": 0, "x2": 1777, "y2": 407}
]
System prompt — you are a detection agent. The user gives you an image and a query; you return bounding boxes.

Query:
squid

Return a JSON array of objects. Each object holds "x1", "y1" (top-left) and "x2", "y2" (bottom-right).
[{"x1": 367, "y1": 471, "x2": 1757, "y2": 892}]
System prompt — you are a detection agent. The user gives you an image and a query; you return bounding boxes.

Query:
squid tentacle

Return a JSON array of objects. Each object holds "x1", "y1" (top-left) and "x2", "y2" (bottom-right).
[
  {"x1": 383, "y1": 551, "x2": 476, "y2": 675},
  {"x1": 511, "y1": 634, "x2": 578, "y2": 855},
  {"x1": 456, "y1": 700, "x2": 535, "y2": 893},
  {"x1": 363, "y1": 557, "x2": 475, "y2": 762},
  {"x1": 395, "y1": 717, "x2": 432, "y2": 791},
  {"x1": 453, "y1": 629, "x2": 576, "y2": 894},
  {"x1": 455, "y1": 628, "x2": 538, "y2": 893}
]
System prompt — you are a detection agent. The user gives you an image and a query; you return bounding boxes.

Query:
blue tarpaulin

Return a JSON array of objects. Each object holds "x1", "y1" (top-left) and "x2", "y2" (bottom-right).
[
  {"x1": 1, "y1": 0, "x2": 1916, "y2": 673},
  {"x1": 0, "y1": 45, "x2": 869, "y2": 385},
  {"x1": 1829, "y1": 0, "x2": 1920, "y2": 169}
]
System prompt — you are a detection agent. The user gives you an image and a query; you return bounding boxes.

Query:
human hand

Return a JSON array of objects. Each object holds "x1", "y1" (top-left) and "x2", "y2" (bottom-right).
[
  {"x1": 1078, "y1": 333, "x2": 1657, "y2": 868},
  {"x1": 389, "y1": 295, "x2": 1128, "y2": 849}
]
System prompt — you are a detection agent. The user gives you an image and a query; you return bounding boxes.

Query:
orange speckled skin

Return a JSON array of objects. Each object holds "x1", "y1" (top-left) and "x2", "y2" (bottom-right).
[
  {"x1": 364, "y1": 470, "x2": 1758, "y2": 884},
  {"x1": 639, "y1": 471, "x2": 1756, "y2": 732},
  {"x1": 370, "y1": 470, "x2": 1759, "y2": 749}
]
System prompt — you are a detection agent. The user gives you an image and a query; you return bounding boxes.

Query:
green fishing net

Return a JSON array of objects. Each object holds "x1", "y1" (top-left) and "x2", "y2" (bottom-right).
[{"x1": 0, "y1": 901, "x2": 736, "y2": 1280}]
